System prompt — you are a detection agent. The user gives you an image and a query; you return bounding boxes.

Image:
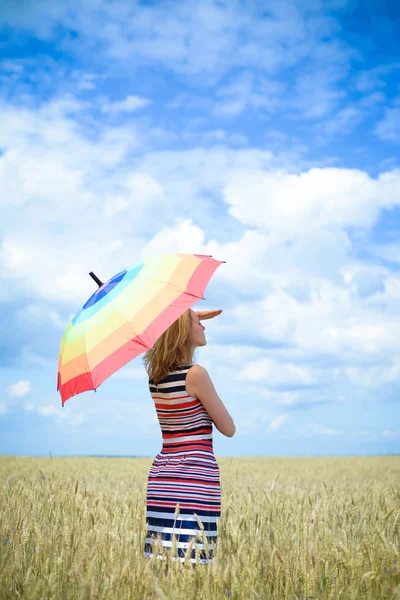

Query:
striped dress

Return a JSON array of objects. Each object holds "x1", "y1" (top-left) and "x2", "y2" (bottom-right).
[{"x1": 144, "y1": 364, "x2": 221, "y2": 564}]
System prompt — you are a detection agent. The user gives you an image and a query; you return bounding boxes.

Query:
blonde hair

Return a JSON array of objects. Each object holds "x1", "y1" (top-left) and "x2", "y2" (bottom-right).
[{"x1": 143, "y1": 310, "x2": 194, "y2": 385}]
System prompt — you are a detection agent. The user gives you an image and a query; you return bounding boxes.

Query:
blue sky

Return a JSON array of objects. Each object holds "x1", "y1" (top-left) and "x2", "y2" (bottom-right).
[{"x1": 1, "y1": 0, "x2": 400, "y2": 457}]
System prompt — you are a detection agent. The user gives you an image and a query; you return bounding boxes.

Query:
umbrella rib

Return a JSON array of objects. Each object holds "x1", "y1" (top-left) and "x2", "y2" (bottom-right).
[{"x1": 84, "y1": 323, "x2": 94, "y2": 390}]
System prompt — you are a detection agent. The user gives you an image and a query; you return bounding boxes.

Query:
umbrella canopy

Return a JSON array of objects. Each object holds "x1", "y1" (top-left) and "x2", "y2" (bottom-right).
[{"x1": 57, "y1": 253, "x2": 224, "y2": 405}]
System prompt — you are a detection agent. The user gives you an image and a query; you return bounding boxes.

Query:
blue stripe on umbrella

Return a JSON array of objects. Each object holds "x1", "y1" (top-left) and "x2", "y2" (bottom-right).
[
  {"x1": 71, "y1": 263, "x2": 144, "y2": 326},
  {"x1": 83, "y1": 270, "x2": 128, "y2": 310}
]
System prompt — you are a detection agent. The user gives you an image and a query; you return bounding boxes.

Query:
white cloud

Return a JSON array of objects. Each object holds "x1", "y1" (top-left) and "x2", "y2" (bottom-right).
[
  {"x1": 317, "y1": 105, "x2": 365, "y2": 137},
  {"x1": 101, "y1": 95, "x2": 150, "y2": 114},
  {"x1": 0, "y1": 59, "x2": 24, "y2": 73},
  {"x1": 20, "y1": 350, "x2": 53, "y2": 369},
  {"x1": 0, "y1": 99, "x2": 148, "y2": 304},
  {"x1": 213, "y1": 72, "x2": 285, "y2": 118},
  {"x1": 129, "y1": 162, "x2": 400, "y2": 404},
  {"x1": 345, "y1": 356, "x2": 400, "y2": 390},
  {"x1": 346, "y1": 268, "x2": 386, "y2": 299},
  {"x1": 103, "y1": 172, "x2": 164, "y2": 220},
  {"x1": 236, "y1": 358, "x2": 314, "y2": 387},
  {"x1": 178, "y1": 127, "x2": 248, "y2": 147},
  {"x1": 371, "y1": 243, "x2": 400, "y2": 264},
  {"x1": 269, "y1": 414, "x2": 289, "y2": 431},
  {"x1": 298, "y1": 423, "x2": 343, "y2": 437},
  {"x1": 314, "y1": 92, "x2": 386, "y2": 139},
  {"x1": 223, "y1": 167, "x2": 400, "y2": 242},
  {"x1": 260, "y1": 389, "x2": 306, "y2": 407},
  {"x1": 292, "y1": 70, "x2": 346, "y2": 119},
  {"x1": 354, "y1": 64, "x2": 400, "y2": 93},
  {"x1": 79, "y1": 81, "x2": 96, "y2": 91},
  {"x1": 0, "y1": 0, "x2": 355, "y2": 119},
  {"x1": 90, "y1": 0, "x2": 347, "y2": 83},
  {"x1": 9, "y1": 380, "x2": 31, "y2": 398},
  {"x1": 16, "y1": 304, "x2": 67, "y2": 331},
  {"x1": 1, "y1": 0, "x2": 400, "y2": 458},
  {"x1": 383, "y1": 430, "x2": 400, "y2": 438},
  {"x1": 0, "y1": 103, "x2": 277, "y2": 308},
  {"x1": 126, "y1": 172, "x2": 164, "y2": 203},
  {"x1": 374, "y1": 106, "x2": 400, "y2": 142},
  {"x1": 2, "y1": 88, "x2": 400, "y2": 421},
  {"x1": 203, "y1": 263, "x2": 400, "y2": 364},
  {"x1": 24, "y1": 401, "x2": 85, "y2": 426},
  {"x1": 352, "y1": 430, "x2": 371, "y2": 438},
  {"x1": 141, "y1": 218, "x2": 206, "y2": 256}
]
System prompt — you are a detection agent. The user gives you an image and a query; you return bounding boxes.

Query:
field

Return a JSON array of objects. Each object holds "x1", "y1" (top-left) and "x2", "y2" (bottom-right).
[{"x1": 0, "y1": 455, "x2": 399, "y2": 599}]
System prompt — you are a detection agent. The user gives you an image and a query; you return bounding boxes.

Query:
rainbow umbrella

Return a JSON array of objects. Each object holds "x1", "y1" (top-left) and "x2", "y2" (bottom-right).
[{"x1": 57, "y1": 253, "x2": 224, "y2": 405}]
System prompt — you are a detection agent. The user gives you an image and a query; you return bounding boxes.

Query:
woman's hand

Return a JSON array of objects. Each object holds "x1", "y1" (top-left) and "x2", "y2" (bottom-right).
[{"x1": 195, "y1": 309, "x2": 222, "y2": 321}]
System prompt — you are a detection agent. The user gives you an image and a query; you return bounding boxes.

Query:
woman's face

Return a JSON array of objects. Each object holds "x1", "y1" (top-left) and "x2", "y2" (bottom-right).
[{"x1": 189, "y1": 309, "x2": 206, "y2": 349}]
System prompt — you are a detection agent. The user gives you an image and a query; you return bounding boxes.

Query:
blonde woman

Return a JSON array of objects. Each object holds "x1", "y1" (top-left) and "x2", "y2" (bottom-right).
[{"x1": 142, "y1": 308, "x2": 235, "y2": 564}]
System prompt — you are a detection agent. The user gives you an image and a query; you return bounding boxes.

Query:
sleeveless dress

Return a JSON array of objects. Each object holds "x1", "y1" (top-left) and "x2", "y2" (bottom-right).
[{"x1": 144, "y1": 364, "x2": 221, "y2": 564}]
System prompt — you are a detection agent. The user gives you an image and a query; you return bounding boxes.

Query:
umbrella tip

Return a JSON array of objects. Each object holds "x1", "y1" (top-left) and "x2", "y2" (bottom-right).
[{"x1": 89, "y1": 272, "x2": 104, "y2": 287}]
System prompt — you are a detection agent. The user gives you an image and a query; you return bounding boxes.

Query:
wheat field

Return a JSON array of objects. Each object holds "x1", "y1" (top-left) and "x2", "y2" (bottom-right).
[{"x1": 0, "y1": 455, "x2": 399, "y2": 599}]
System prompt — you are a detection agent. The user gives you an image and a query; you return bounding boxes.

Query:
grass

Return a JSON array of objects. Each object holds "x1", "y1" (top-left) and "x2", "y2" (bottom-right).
[{"x1": 0, "y1": 455, "x2": 399, "y2": 599}]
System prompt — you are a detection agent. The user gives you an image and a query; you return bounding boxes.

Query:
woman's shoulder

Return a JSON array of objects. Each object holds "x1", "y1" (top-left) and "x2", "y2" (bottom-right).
[
  {"x1": 186, "y1": 364, "x2": 209, "y2": 380},
  {"x1": 186, "y1": 365, "x2": 214, "y2": 399}
]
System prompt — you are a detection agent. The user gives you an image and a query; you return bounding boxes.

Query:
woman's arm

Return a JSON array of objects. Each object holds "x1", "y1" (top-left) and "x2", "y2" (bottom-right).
[{"x1": 186, "y1": 365, "x2": 236, "y2": 437}]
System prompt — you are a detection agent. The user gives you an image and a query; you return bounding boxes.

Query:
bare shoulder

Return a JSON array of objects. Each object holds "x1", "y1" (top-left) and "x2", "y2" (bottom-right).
[
  {"x1": 187, "y1": 364, "x2": 208, "y2": 379},
  {"x1": 186, "y1": 364, "x2": 211, "y2": 396}
]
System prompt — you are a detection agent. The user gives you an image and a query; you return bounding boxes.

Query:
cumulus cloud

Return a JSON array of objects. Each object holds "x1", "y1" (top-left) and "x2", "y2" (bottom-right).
[
  {"x1": 0, "y1": 99, "x2": 150, "y2": 305},
  {"x1": 1, "y1": 0, "x2": 400, "y2": 458},
  {"x1": 314, "y1": 93, "x2": 386, "y2": 138},
  {"x1": 141, "y1": 219, "x2": 206, "y2": 256},
  {"x1": 213, "y1": 72, "x2": 286, "y2": 118},
  {"x1": 223, "y1": 167, "x2": 400, "y2": 242},
  {"x1": 351, "y1": 430, "x2": 371, "y2": 438},
  {"x1": 9, "y1": 380, "x2": 31, "y2": 398},
  {"x1": 16, "y1": 304, "x2": 66, "y2": 331},
  {"x1": 26, "y1": 143, "x2": 395, "y2": 413},
  {"x1": 383, "y1": 430, "x2": 400, "y2": 438},
  {"x1": 374, "y1": 107, "x2": 400, "y2": 143},
  {"x1": 1, "y1": 3, "x2": 400, "y2": 445},
  {"x1": 3, "y1": 107, "x2": 400, "y2": 410},
  {"x1": 24, "y1": 402, "x2": 85, "y2": 426},
  {"x1": 354, "y1": 64, "x2": 400, "y2": 93},
  {"x1": 0, "y1": 0, "x2": 363, "y2": 126},
  {"x1": 269, "y1": 414, "x2": 289, "y2": 431},
  {"x1": 1, "y1": 0, "x2": 346, "y2": 76},
  {"x1": 236, "y1": 358, "x2": 315, "y2": 388},
  {"x1": 101, "y1": 95, "x2": 150, "y2": 114},
  {"x1": 298, "y1": 423, "x2": 343, "y2": 437}
]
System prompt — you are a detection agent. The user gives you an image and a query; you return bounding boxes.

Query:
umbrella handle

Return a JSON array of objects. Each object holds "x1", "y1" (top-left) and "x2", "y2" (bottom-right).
[{"x1": 89, "y1": 272, "x2": 103, "y2": 287}]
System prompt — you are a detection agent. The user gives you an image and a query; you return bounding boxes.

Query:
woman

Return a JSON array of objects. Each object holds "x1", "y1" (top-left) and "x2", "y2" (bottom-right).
[{"x1": 142, "y1": 308, "x2": 235, "y2": 564}]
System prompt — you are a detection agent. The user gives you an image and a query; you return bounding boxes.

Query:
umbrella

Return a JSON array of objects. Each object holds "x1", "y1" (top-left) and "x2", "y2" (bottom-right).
[{"x1": 57, "y1": 253, "x2": 224, "y2": 405}]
